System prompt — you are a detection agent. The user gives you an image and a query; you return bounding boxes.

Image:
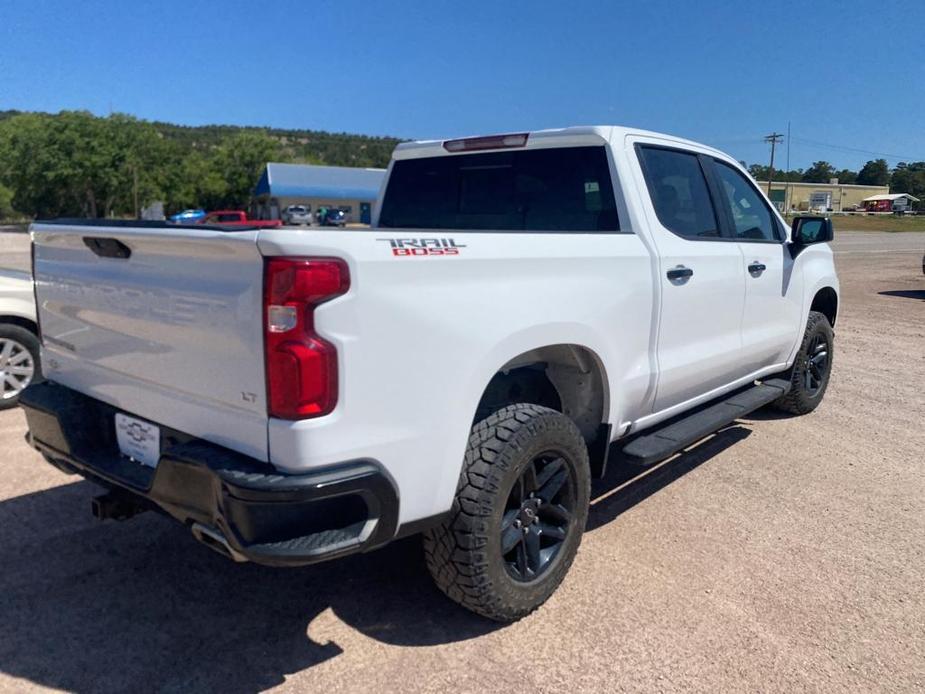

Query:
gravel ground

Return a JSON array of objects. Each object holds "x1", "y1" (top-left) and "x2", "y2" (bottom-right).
[{"x1": 0, "y1": 231, "x2": 922, "y2": 693}]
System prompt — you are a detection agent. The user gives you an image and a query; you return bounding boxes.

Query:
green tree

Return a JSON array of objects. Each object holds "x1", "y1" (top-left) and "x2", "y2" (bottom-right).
[
  {"x1": 748, "y1": 163, "x2": 769, "y2": 180},
  {"x1": 164, "y1": 151, "x2": 230, "y2": 212},
  {"x1": 0, "y1": 109, "x2": 393, "y2": 219},
  {"x1": 749, "y1": 164, "x2": 804, "y2": 182},
  {"x1": 212, "y1": 131, "x2": 283, "y2": 209},
  {"x1": 0, "y1": 111, "x2": 171, "y2": 217},
  {"x1": 0, "y1": 182, "x2": 17, "y2": 219},
  {"x1": 857, "y1": 159, "x2": 890, "y2": 186},
  {"x1": 834, "y1": 168, "x2": 858, "y2": 185},
  {"x1": 801, "y1": 161, "x2": 836, "y2": 183},
  {"x1": 890, "y1": 162, "x2": 925, "y2": 208}
]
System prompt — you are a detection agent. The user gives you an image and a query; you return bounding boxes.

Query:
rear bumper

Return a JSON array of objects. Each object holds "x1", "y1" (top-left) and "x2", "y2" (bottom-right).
[{"x1": 19, "y1": 381, "x2": 400, "y2": 567}]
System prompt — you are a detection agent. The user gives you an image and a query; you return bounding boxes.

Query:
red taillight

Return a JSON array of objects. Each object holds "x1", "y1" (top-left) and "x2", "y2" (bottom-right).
[
  {"x1": 264, "y1": 257, "x2": 349, "y2": 419},
  {"x1": 442, "y1": 132, "x2": 529, "y2": 152}
]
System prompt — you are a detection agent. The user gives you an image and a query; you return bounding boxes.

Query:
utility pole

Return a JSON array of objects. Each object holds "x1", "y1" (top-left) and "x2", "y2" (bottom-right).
[
  {"x1": 786, "y1": 123, "x2": 791, "y2": 211},
  {"x1": 764, "y1": 132, "x2": 784, "y2": 196},
  {"x1": 132, "y1": 164, "x2": 139, "y2": 219},
  {"x1": 786, "y1": 121, "x2": 791, "y2": 172}
]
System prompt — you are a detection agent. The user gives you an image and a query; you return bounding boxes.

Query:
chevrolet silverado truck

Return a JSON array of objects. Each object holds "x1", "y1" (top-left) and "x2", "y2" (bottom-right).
[
  {"x1": 21, "y1": 126, "x2": 838, "y2": 621},
  {"x1": 0, "y1": 268, "x2": 40, "y2": 409}
]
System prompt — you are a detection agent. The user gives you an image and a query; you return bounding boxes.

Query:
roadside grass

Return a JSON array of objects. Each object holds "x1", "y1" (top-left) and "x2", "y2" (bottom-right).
[{"x1": 785, "y1": 215, "x2": 925, "y2": 232}]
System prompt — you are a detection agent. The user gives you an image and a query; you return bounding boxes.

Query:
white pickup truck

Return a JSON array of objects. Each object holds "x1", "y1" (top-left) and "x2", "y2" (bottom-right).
[
  {"x1": 22, "y1": 126, "x2": 838, "y2": 621},
  {"x1": 0, "y1": 268, "x2": 40, "y2": 409}
]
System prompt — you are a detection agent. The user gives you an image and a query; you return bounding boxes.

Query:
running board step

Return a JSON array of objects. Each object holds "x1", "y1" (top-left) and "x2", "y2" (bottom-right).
[{"x1": 622, "y1": 379, "x2": 791, "y2": 466}]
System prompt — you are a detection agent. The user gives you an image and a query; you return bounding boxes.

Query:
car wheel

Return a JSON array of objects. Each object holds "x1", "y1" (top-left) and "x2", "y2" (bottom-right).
[
  {"x1": 0, "y1": 324, "x2": 42, "y2": 410},
  {"x1": 771, "y1": 310, "x2": 834, "y2": 415},
  {"x1": 423, "y1": 404, "x2": 591, "y2": 621}
]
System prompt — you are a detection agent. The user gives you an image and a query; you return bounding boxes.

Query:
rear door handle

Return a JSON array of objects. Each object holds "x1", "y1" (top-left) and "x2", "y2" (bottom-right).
[
  {"x1": 666, "y1": 266, "x2": 693, "y2": 281},
  {"x1": 748, "y1": 262, "x2": 766, "y2": 275}
]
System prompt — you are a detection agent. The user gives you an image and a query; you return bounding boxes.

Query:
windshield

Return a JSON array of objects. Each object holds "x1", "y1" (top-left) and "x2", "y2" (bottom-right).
[{"x1": 379, "y1": 146, "x2": 619, "y2": 231}]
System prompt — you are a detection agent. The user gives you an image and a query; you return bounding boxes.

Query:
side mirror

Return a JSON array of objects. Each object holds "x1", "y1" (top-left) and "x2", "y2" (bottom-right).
[{"x1": 791, "y1": 216, "x2": 834, "y2": 246}]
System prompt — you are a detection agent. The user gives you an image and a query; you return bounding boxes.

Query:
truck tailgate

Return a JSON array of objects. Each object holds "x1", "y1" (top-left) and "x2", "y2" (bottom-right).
[{"x1": 31, "y1": 223, "x2": 269, "y2": 461}]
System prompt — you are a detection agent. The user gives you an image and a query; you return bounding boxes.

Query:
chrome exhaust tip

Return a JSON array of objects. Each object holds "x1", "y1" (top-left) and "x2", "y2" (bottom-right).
[{"x1": 190, "y1": 523, "x2": 248, "y2": 563}]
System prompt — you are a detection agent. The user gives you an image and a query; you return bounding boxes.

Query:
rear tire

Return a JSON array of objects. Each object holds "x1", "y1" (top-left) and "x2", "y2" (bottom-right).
[
  {"x1": 423, "y1": 404, "x2": 591, "y2": 622},
  {"x1": 772, "y1": 310, "x2": 834, "y2": 415},
  {"x1": 0, "y1": 324, "x2": 42, "y2": 410}
]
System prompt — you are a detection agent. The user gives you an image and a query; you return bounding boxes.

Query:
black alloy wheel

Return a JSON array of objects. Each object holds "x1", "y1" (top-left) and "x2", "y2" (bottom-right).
[
  {"x1": 803, "y1": 332, "x2": 830, "y2": 396},
  {"x1": 501, "y1": 452, "x2": 576, "y2": 583}
]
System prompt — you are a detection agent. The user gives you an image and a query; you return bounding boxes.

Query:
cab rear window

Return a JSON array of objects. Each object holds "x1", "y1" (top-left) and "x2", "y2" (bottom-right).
[{"x1": 378, "y1": 146, "x2": 619, "y2": 232}]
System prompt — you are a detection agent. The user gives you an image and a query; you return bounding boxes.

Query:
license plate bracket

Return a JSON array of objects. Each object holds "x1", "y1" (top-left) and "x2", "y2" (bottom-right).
[{"x1": 115, "y1": 413, "x2": 161, "y2": 469}]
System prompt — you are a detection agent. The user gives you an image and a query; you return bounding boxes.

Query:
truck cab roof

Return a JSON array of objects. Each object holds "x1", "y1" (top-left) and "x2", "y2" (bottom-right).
[{"x1": 392, "y1": 125, "x2": 728, "y2": 161}]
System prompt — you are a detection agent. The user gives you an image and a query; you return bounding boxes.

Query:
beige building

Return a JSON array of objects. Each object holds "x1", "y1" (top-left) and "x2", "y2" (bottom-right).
[{"x1": 763, "y1": 180, "x2": 889, "y2": 212}]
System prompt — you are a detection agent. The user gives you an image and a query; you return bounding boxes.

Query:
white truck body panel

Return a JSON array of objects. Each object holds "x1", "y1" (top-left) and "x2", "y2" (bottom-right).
[
  {"x1": 28, "y1": 125, "x2": 839, "y2": 529},
  {"x1": 0, "y1": 269, "x2": 36, "y2": 323},
  {"x1": 257, "y1": 227, "x2": 655, "y2": 522},
  {"x1": 31, "y1": 226, "x2": 270, "y2": 460}
]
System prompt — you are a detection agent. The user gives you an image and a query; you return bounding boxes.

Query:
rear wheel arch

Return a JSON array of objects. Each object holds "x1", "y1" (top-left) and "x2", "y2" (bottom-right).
[{"x1": 473, "y1": 344, "x2": 610, "y2": 447}]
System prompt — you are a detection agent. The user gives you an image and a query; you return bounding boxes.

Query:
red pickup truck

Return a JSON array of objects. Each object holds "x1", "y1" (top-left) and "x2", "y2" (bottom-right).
[{"x1": 196, "y1": 210, "x2": 282, "y2": 228}]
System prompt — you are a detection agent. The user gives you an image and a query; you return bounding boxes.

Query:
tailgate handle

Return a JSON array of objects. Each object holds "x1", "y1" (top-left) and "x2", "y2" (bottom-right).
[{"x1": 83, "y1": 237, "x2": 131, "y2": 259}]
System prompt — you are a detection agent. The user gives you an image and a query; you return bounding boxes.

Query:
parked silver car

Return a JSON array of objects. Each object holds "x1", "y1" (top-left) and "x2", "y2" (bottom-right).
[{"x1": 281, "y1": 205, "x2": 313, "y2": 225}]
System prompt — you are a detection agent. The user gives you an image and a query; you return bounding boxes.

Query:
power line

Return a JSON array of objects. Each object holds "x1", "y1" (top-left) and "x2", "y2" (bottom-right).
[
  {"x1": 707, "y1": 133, "x2": 923, "y2": 167},
  {"x1": 789, "y1": 136, "x2": 923, "y2": 163}
]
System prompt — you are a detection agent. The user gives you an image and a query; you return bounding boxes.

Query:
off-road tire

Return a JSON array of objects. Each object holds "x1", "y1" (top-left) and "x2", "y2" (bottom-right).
[
  {"x1": 0, "y1": 324, "x2": 41, "y2": 410},
  {"x1": 772, "y1": 310, "x2": 834, "y2": 415},
  {"x1": 423, "y1": 404, "x2": 591, "y2": 622}
]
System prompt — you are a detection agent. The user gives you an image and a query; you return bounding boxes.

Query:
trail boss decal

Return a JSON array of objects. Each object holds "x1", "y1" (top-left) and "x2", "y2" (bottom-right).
[{"x1": 377, "y1": 238, "x2": 466, "y2": 257}]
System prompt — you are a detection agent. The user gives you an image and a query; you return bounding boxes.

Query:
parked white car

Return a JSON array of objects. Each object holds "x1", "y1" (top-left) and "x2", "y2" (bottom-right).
[
  {"x1": 0, "y1": 269, "x2": 40, "y2": 409},
  {"x1": 22, "y1": 126, "x2": 838, "y2": 621}
]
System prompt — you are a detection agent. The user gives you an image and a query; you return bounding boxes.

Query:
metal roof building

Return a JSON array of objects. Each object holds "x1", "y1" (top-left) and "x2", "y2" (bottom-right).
[
  {"x1": 861, "y1": 193, "x2": 920, "y2": 212},
  {"x1": 765, "y1": 180, "x2": 889, "y2": 212},
  {"x1": 253, "y1": 163, "x2": 386, "y2": 224}
]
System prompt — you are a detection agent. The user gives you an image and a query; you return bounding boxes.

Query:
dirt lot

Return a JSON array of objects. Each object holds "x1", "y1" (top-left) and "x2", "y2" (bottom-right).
[{"x1": 0, "y1": 231, "x2": 922, "y2": 693}]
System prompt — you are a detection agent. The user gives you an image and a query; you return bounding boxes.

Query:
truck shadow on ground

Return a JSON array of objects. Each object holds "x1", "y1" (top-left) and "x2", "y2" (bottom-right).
[
  {"x1": 878, "y1": 289, "x2": 925, "y2": 301},
  {"x1": 0, "y1": 425, "x2": 750, "y2": 694},
  {"x1": 589, "y1": 425, "x2": 751, "y2": 530}
]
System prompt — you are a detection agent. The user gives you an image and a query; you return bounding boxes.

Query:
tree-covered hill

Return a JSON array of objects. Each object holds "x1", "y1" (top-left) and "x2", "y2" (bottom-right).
[{"x1": 0, "y1": 110, "x2": 401, "y2": 219}]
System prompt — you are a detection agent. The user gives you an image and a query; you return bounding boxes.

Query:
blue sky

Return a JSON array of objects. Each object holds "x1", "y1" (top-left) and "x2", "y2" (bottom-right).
[{"x1": 2, "y1": 0, "x2": 923, "y2": 170}]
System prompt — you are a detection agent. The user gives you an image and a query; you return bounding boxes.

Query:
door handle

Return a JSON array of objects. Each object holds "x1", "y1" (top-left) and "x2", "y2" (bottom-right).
[
  {"x1": 666, "y1": 266, "x2": 693, "y2": 281},
  {"x1": 748, "y1": 262, "x2": 766, "y2": 275},
  {"x1": 83, "y1": 237, "x2": 131, "y2": 259}
]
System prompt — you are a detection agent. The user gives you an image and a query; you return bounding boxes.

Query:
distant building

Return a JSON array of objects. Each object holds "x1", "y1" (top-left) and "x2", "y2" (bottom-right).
[
  {"x1": 861, "y1": 193, "x2": 920, "y2": 213},
  {"x1": 252, "y1": 163, "x2": 386, "y2": 224},
  {"x1": 763, "y1": 179, "x2": 889, "y2": 212}
]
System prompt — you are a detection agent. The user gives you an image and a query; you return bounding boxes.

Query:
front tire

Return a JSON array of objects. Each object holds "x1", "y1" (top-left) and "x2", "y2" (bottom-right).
[
  {"x1": 423, "y1": 404, "x2": 591, "y2": 621},
  {"x1": 772, "y1": 310, "x2": 834, "y2": 415},
  {"x1": 0, "y1": 324, "x2": 41, "y2": 410}
]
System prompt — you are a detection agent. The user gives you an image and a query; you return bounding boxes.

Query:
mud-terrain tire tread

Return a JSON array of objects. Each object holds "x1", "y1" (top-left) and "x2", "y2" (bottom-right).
[
  {"x1": 772, "y1": 310, "x2": 834, "y2": 415},
  {"x1": 423, "y1": 403, "x2": 590, "y2": 622}
]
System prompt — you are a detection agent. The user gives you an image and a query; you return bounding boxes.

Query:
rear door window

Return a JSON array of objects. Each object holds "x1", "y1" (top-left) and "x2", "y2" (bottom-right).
[
  {"x1": 637, "y1": 146, "x2": 720, "y2": 240},
  {"x1": 378, "y1": 146, "x2": 619, "y2": 231}
]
